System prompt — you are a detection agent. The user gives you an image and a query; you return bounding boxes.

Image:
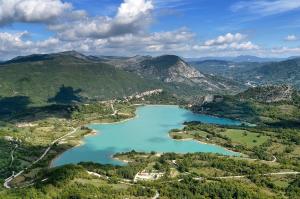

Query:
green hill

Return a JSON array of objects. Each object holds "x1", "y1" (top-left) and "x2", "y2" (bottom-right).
[
  {"x1": 237, "y1": 85, "x2": 299, "y2": 103},
  {"x1": 192, "y1": 86, "x2": 300, "y2": 126},
  {"x1": 0, "y1": 53, "x2": 163, "y2": 105},
  {"x1": 245, "y1": 58, "x2": 300, "y2": 88},
  {"x1": 0, "y1": 52, "x2": 245, "y2": 108}
]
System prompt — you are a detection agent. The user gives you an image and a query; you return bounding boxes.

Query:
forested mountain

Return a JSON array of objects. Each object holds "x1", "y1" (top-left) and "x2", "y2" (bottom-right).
[
  {"x1": 0, "y1": 52, "x2": 243, "y2": 106},
  {"x1": 243, "y1": 58, "x2": 300, "y2": 88},
  {"x1": 192, "y1": 85, "x2": 300, "y2": 126},
  {"x1": 237, "y1": 85, "x2": 299, "y2": 103},
  {"x1": 0, "y1": 52, "x2": 164, "y2": 105},
  {"x1": 191, "y1": 57, "x2": 300, "y2": 89}
]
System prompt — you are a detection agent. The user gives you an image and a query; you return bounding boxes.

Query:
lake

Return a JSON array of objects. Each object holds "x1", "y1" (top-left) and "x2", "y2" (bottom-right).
[{"x1": 52, "y1": 105, "x2": 241, "y2": 167}]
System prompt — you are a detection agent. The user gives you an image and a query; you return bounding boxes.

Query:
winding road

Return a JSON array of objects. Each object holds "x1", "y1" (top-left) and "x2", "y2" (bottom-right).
[
  {"x1": 9, "y1": 144, "x2": 18, "y2": 167},
  {"x1": 4, "y1": 127, "x2": 78, "y2": 189}
]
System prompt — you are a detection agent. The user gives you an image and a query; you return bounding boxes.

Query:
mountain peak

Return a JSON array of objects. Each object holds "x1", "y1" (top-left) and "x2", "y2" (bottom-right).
[
  {"x1": 57, "y1": 51, "x2": 86, "y2": 58},
  {"x1": 139, "y1": 54, "x2": 204, "y2": 83}
]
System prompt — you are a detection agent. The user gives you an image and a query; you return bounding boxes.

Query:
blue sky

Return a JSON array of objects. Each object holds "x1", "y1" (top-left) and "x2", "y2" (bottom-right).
[{"x1": 0, "y1": 0, "x2": 300, "y2": 59}]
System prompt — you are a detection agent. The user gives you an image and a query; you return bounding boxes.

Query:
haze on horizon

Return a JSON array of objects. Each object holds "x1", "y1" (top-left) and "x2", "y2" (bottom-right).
[{"x1": 0, "y1": 0, "x2": 300, "y2": 60}]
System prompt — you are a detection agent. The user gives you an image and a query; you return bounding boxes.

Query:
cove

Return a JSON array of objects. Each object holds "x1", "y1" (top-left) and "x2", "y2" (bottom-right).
[{"x1": 52, "y1": 105, "x2": 241, "y2": 167}]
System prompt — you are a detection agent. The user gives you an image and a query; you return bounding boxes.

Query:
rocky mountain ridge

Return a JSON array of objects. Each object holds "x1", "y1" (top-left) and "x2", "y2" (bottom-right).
[{"x1": 101, "y1": 54, "x2": 243, "y2": 93}]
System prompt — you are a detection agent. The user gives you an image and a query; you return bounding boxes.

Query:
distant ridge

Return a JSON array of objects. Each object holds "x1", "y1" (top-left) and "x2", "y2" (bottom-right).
[
  {"x1": 190, "y1": 56, "x2": 300, "y2": 89},
  {"x1": 185, "y1": 55, "x2": 285, "y2": 63},
  {"x1": 243, "y1": 57, "x2": 300, "y2": 88}
]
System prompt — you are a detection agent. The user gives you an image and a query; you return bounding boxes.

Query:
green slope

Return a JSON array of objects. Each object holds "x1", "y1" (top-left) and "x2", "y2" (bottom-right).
[
  {"x1": 0, "y1": 54, "x2": 162, "y2": 105},
  {"x1": 192, "y1": 86, "x2": 300, "y2": 126}
]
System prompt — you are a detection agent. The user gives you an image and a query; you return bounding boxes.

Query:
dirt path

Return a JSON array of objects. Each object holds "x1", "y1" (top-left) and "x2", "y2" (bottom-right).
[
  {"x1": 271, "y1": 155, "x2": 277, "y2": 163},
  {"x1": 111, "y1": 103, "x2": 118, "y2": 116},
  {"x1": 213, "y1": 171, "x2": 299, "y2": 180},
  {"x1": 152, "y1": 191, "x2": 160, "y2": 199}
]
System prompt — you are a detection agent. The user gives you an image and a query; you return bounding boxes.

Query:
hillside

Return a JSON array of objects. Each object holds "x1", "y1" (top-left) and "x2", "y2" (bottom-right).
[
  {"x1": 103, "y1": 55, "x2": 243, "y2": 93},
  {"x1": 243, "y1": 58, "x2": 300, "y2": 88},
  {"x1": 192, "y1": 85, "x2": 300, "y2": 126},
  {"x1": 190, "y1": 60, "x2": 263, "y2": 80},
  {"x1": 0, "y1": 52, "x2": 246, "y2": 112},
  {"x1": 237, "y1": 85, "x2": 298, "y2": 103},
  {"x1": 0, "y1": 52, "x2": 164, "y2": 105}
]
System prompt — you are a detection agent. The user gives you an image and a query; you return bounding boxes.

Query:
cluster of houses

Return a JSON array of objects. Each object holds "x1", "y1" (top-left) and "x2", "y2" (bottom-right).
[{"x1": 134, "y1": 170, "x2": 164, "y2": 182}]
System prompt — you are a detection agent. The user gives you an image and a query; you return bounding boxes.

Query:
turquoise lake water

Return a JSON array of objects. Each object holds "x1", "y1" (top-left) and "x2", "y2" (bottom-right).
[{"x1": 52, "y1": 105, "x2": 241, "y2": 167}]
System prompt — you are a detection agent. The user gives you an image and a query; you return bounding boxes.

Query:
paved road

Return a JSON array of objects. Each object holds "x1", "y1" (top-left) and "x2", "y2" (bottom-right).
[
  {"x1": 32, "y1": 127, "x2": 78, "y2": 165},
  {"x1": 9, "y1": 144, "x2": 18, "y2": 167},
  {"x1": 4, "y1": 127, "x2": 78, "y2": 189}
]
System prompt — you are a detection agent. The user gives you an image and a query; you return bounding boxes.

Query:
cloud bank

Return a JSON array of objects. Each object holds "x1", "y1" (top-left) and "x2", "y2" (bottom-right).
[
  {"x1": 0, "y1": 0, "x2": 76, "y2": 25},
  {"x1": 0, "y1": 0, "x2": 298, "y2": 60}
]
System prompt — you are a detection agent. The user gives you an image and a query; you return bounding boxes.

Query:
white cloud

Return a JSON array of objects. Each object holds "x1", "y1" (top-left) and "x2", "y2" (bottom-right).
[
  {"x1": 285, "y1": 35, "x2": 298, "y2": 41},
  {"x1": 0, "y1": 29, "x2": 262, "y2": 60},
  {"x1": 0, "y1": 28, "x2": 195, "y2": 59},
  {"x1": 270, "y1": 46, "x2": 300, "y2": 55},
  {"x1": 0, "y1": 0, "x2": 295, "y2": 59},
  {"x1": 0, "y1": 0, "x2": 78, "y2": 25},
  {"x1": 231, "y1": 0, "x2": 300, "y2": 16},
  {"x1": 204, "y1": 33, "x2": 246, "y2": 46},
  {"x1": 116, "y1": 0, "x2": 153, "y2": 24},
  {"x1": 202, "y1": 33, "x2": 258, "y2": 50},
  {"x1": 50, "y1": 0, "x2": 154, "y2": 40},
  {"x1": 0, "y1": 32, "x2": 31, "y2": 49},
  {"x1": 230, "y1": 41, "x2": 259, "y2": 50}
]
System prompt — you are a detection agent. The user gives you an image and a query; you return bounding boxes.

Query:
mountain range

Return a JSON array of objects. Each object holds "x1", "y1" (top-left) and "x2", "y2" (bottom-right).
[
  {"x1": 0, "y1": 51, "x2": 242, "y2": 105},
  {"x1": 1, "y1": 50, "x2": 299, "y2": 107},
  {"x1": 100, "y1": 54, "x2": 242, "y2": 91},
  {"x1": 186, "y1": 55, "x2": 285, "y2": 63},
  {"x1": 190, "y1": 58, "x2": 300, "y2": 89}
]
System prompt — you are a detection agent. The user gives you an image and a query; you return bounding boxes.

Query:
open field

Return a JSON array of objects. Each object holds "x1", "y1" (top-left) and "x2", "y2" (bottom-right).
[
  {"x1": 222, "y1": 129, "x2": 269, "y2": 148},
  {"x1": 170, "y1": 123, "x2": 300, "y2": 167}
]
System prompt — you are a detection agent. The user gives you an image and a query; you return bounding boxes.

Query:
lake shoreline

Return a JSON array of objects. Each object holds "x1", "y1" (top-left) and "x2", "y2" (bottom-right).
[
  {"x1": 168, "y1": 133, "x2": 242, "y2": 157},
  {"x1": 50, "y1": 111, "x2": 139, "y2": 168},
  {"x1": 52, "y1": 104, "x2": 243, "y2": 167}
]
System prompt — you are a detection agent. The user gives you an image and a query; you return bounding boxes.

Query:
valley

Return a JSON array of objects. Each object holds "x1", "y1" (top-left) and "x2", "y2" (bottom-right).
[
  {"x1": 0, "y1": 52, "x2": 299, "y2": 199},
  {"x1": 1, "y1": 0, "x2": 300, "y2": 198}
]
